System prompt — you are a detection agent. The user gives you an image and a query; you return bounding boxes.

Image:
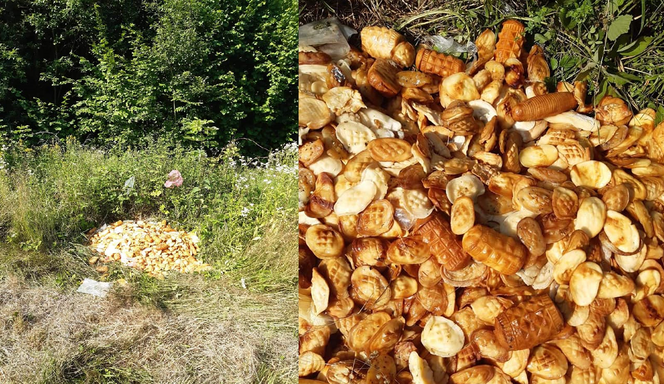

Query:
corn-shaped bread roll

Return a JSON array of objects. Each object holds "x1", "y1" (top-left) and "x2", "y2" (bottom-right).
[
  {"x1": 493, "y1": 294, "x2": 564, "y2": 350},
  {"x1": 415, "y1": 48, "x2": 465, "y2": 79},
  {"x1": 361, "y1": 26, "x2": 415, "y2": 68},
  {"x1": 494, "y1": 20, "x2": 525, "y2": 63},
  {"x1": 461, "y1": 224, "x2": 527, "y2": 275},
  {"x1": 526, "y1": 45, "x2": 550, "y2": 82},
  {"x1": 415, "y1": 213, "x2": 470, "y2": 271}
]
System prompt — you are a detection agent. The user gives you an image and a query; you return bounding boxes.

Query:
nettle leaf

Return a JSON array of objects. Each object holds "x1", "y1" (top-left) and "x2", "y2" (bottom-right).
[
  {"x1": 607, "y1": 15, "x2": 632, "y2": 41},
  {"x1": 619, "y1": 36, "x2": 652, "y2": 56}
]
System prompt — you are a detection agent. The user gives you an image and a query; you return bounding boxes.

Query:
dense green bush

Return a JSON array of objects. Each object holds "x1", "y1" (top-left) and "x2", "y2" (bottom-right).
[{"x1": 0, "y1": 0, "x2": 297, "y2": 153}]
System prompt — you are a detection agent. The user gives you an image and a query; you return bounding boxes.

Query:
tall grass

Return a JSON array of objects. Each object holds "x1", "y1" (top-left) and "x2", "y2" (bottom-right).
[{"x1": 0, "y1": 137, "x2": 297, "y2": 291}]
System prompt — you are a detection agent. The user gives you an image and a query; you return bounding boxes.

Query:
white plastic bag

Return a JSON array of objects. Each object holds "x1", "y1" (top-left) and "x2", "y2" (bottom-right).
[
  {"x1": 124, "y1": 176, "x2": 135, "y2": 194},
  {"x1": 299, "y1": 18, "x2": 357, "y2": 60},
  {"x1": 77, "y1": 278, "x2": 113, "y2": 298}
]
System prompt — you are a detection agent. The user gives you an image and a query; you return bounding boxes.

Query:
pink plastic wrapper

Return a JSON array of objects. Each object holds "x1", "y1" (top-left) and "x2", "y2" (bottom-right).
[{"x1": 164, "y1": 170, "x2": 183, "y2": 188}]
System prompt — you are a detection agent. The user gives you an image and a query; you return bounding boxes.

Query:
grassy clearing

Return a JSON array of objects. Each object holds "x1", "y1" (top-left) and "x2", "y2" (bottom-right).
[
  {"x1": 300, "y1": 0, "x2": 664, "y2": 116},
  {"x1": 0, "y1": 138, "x2": 297, "y2": 291},
  {"x1": 0, "y1": 139, "x2": 297, "y2": 383}
]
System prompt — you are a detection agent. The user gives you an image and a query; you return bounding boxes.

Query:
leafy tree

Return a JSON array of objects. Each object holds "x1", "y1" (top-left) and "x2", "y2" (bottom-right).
[{"x1": 0, "y1": 0, "x2": 297, "y2": 154}]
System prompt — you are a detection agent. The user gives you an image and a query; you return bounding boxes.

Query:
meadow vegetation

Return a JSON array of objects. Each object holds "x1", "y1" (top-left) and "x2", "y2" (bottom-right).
[
  {"x1": 0, "y1": 0, "x2": 298, "y2": 381},
  {"x1": 0, "y1": 140, "x2": 297, "y2": 383}
]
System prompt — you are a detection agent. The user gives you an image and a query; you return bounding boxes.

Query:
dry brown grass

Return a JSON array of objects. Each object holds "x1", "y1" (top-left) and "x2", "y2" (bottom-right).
[
  {"x1": 0, "y1": 272, "x2": 296, "y2": 383},
  {"x1": 298, "y1": 0, "x2": 493, "y2": 41}
]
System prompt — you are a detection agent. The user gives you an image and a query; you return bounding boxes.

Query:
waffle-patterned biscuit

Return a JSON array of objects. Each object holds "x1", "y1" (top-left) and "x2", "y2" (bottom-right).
[
  {"x1": 557, "y1": 140, "x2": 590, "y2": 168},
  {"x1": 462, "y1": 224, "x2": 527, "y2": 275},
  {"x1": 526, "y1": 345, "x2": 568, "y2": 379},
  {"x1": 402, "y1": 188, "x2": 434, "y2": 219},
  {"x1": 421, "y1": 316, "x2": 465, "y2": 357},
  {"x1": 552, "y1": 187, "x2": 579, "y2": 219},
  {"x1": 361, "y1": 26, "x2": 415, "y2": 68},
  {"x1": 299, "y1": 138, "x2": 324, "y2": 167},
  {"x1": 449, "y1": 365, "x2": 496, "y2": 383},
  {"x1": 305, "y1": 224, "x2": 344, "y2": 259},
  {"x1": 367, "y1": 138, "x2": 412, "y2": 162},
  {"x1": 386, "y1": 236, "x2": 430, "y2": 265},
  {"x1": 336, "y1": 121, "x2": 377, "y2": 154},
  {"x1": 367, "y1": 59, "x2": 402, "y2": 97},
  {"x1": 416, "y1": 213, "x2": 469, "y2": 271},
  {"x1": 357, "y1": 199, "x2": 394, "y2": 237},
  {"x1": 350, "y1": 266, "x2": 391, "y2": 309}
]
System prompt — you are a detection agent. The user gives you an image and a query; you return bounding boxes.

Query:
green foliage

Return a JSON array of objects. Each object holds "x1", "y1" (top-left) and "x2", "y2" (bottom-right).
[
  {"x1": 0, "y1": 0, "x2": 297, "y2": 154},
  {"x1": 0, "y1": 138, "x2": 297, "y2": 290},
  {"x1": 607, "y1": 15, "x2": 633, "y2": 41}
]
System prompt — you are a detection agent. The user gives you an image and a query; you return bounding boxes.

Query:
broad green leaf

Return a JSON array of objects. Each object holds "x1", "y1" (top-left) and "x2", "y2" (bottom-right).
[
  {"x1": 607, "y1": 15, "x2": 632, "y2": 41},
  {"x1": 558, "y1": 8, "x2": 574, "y2": 29},
  {"x1": 607, "y1": 85, "x2": 620, "y2": 98},
  {"x1": 592, "y1": 44, "x2": 604, "y2": 64},
  {"x1": 559, "y1": 55, "x2": 578, "y2": 70},
  {"x1": 608, "y1": 34, "x2": 632, "y2": 58},
  {"x1": 606, "y1": 0, "x2": 623, "y2": 15},
  {"x1": 594, "y1": 78, "x2": 609, "y2": 104},
  {"x1": 656, "y1": 106, "x2": 664, "y2": 126},
  {"x1": 618, "y1": 72, "x2": 642, "y2": 82},
  {"x1": 619, "y1": 36, "x2": 652, "y2": 56},
  {"x1": 606, "y1": 71, "x2": 641, "y2": 86},
  {"x1": 574, "y1": 62, "x2": 596, "y2": 82}
]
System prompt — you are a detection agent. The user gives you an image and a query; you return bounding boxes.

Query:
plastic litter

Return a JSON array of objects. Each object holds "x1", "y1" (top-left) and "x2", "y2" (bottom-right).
[
  {"x1": 124, "y1": 176, "x2": 135, "y2": 194},
  {"x1": 77, "y1": 278, "x2": 113, "y2": 298},
  {"x1": 299, "y1": 17, "x2": 357, "y2": 60},
  {"x1": 421, "y1": 35, "x2": 477, "y2": 56},
  {"x1": 164, "y1": 170, "x2": 183, "y2": 188}
]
